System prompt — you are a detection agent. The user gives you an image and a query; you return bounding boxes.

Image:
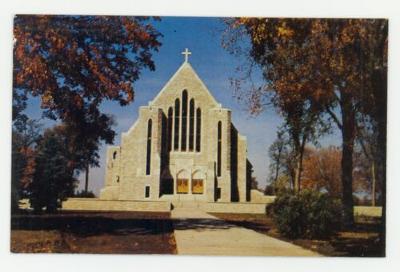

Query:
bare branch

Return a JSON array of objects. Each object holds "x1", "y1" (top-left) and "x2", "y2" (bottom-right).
[{"x1": 326, "y1": 106, "x2": 343, "y2": 130}]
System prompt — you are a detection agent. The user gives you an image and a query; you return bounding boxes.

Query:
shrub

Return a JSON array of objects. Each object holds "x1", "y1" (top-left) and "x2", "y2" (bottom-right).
[
  {"x1": 74, "y1": 190, "x2": 96, "y2": 198},
  {"x1": 269, "y1": 189, "x2": 343, "y2": 239},
  {"x1": 264, "y1": 184, "x2": 275, "y2": 195}
]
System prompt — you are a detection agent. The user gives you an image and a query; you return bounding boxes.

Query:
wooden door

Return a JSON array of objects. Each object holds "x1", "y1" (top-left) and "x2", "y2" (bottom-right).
[
  {"x1": 192, "y1": 179, "x2": 204, "y2": 194},
  {"x1": 177, "y1": 179, "x2": 189, "y2": 194}
]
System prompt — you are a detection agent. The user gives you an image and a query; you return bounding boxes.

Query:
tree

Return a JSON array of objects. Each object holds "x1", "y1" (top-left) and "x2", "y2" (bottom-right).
[
  {"x1": 305, "y1": 19, "x2": 387, "y2": 227},
  {"x1": 223, "y1": 18, "x2": 387, "y2": 227},
  {"x1": 353, "y1": 125, "x2": 383, "y2": 206},
  {"x1": 13, "y1": 15, "x2": 162, "y2": 192},
  {"x1": 266, "y1": 129, "x2": 300, "y2": 193},
  {"x1": 225, "y1": 20, "x2": 328, "y2": 192},
  {"x1": 353, "y1": 20, "x2": 387, "y2": 244},
  {"x1": 353, "y1": 148, "x2": 375, "y2": 201},
  {"x1": 268, "y1": 129, "x2": 286, "y2": 185},
  {"x1": 302, "y1": 146, "x2": 342, "y2": 198},
  {"x1": 11, "y1": 119, "x2": 42, "y2": 211},
  {"x1": 61, "y1": 115, "x2": 115, "y2": 194},
  {"x1": 267, "y1": 129, "x2": 295, "y2": 189},
  {"x1": 301, "y1": 145, "x2": 375, "y2": 202},
  {"x1": 250, "y1": 177, "x2": 259, "y2": 190},
  {"x1": 29, "y1": 126, "x2": 77, "y2": 212},
  {"x1": 265, "y1": 175, "x2": 292, "y2": 195}
]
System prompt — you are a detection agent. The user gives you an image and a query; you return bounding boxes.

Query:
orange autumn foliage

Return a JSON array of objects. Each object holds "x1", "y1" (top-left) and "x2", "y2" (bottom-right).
[{"x1": 302, "y1": 147, "x2": 342, "y2": 198}]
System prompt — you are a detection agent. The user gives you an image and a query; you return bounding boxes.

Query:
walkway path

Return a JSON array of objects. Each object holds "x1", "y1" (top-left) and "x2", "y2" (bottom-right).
[{"x1": 171, "y1": 208, "x2": 321, "y2": 256}]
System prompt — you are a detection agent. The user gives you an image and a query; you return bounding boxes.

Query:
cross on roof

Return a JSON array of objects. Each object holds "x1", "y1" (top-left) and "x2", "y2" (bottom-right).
[{"x1": 181, "y1": 48, "x2": 192, "y2": 63}]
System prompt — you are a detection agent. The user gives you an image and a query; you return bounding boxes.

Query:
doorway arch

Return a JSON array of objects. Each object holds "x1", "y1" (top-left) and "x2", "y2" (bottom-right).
[
  {"x1": 192, "y1": 170, "x2": 205, "y2": 194},
  {"x1": 176, "y1": 169, "x2": 189, "y2": 194}
]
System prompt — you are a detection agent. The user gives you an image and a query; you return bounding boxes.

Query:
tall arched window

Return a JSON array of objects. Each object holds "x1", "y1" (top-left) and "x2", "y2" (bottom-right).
[
  {"x1": 189, "y1": 99, "x2": 195, "y2": 151},
  {"x1": 181, "y1": 90, "x2": 188, "y2": 151},
  {"x1": 217, "y1": 121, "x2": 222, "y2": 177},
  {"x1": 174, "y1": 99, "x2": 180, "y2": 150},
  {"x1": 146, "y1": 119, "x2": 152, "y2": 175},
  {"x1": 196, "y1": 108, "x2": 201, "y2": 152},
  {"x1": 167, "y1": 107, "x2": 173, "y2": 151}
]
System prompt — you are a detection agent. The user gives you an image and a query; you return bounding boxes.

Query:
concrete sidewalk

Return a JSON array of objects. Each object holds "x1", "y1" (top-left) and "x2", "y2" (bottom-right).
[{"x1": 171, "y1": 208, "x2": 321, "y2": 256}]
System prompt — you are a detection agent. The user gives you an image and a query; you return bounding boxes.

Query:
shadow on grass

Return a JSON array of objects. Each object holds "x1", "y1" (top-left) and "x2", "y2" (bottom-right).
[
  {"x1": 172, "y1": 218, "x2": 236, "y2": 230},
  {"x1": 327, "y1": 222, "x2": 384, "y2": 257},
  {"x1": 12, "y1": 212, "x2": 263, "y2": 236},
  {"x1": 224, "y1": 220, "x2": 272, "y2": 233},
  {"x1": 328, "y1": 236, "x2": 383, "y2": 257},
  {"x1": 11, "y1": 211, "x2": 173, "y2": 237},
  {"x1": 11, "y1": 211, "x2": 177, "y2": 254}
]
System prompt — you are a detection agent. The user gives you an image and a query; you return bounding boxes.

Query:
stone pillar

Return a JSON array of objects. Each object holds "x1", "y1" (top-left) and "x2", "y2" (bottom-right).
[
  {"x1": 207, "y1": 161, "x2": 216, "y2": 202},
  {"x1": 189, "y1": 167, "x2": 193, "y2": 195},
  {"x1": 237, "y1": 135, "x2": 248, "y2": 202},
  {"x1": 216, "y1": 109, "x2": 232, "y2": 202},
  {"x1": 172, "y1": 165, "x2": 177, "y2": 195}
]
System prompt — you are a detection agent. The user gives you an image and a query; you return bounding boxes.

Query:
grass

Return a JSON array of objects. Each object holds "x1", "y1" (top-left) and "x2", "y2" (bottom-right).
[
  {"x1": 11, "y1": 210, "x2": 384, "y2": 256},
  {"x1": 211, "y1": 213, "x2": 384, "y2": 257},
  {"x1": 11, "y1": 211, "x2": 176, "y2": 254}
]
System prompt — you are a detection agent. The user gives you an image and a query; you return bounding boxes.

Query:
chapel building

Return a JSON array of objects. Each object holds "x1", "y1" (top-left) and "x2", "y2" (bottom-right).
[{"x1": 100, "y1": 49, "x2": 253, "y2": 203}]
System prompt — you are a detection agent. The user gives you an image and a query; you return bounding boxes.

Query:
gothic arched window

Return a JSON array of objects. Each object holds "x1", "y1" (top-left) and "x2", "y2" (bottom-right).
[
  {"x1": 217, "y1": 121, "x2": 222, "y2": 177},
  {"x1": 146, "y1": 119, "x2": 152, "y2": 175},
  {"x1": 181, "y1": 90, "x2": 188, "y2": 151},
  {"x1": 174, "y1": 98, "x2": 180, "y2": 150},
  {"x1": 196, "y1": 108, "x2": 201, "y2": 152},
  {"x1": 167, "y1": 107, "x2": 173, "y2": 151},
  {"x1": 189, "y1": 99, "x2": 195, "y2": 151}
]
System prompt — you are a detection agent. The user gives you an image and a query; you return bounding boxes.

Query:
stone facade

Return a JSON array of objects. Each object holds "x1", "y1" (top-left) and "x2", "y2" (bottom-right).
[{"x1": 100, "y1": 54, "x2": 253, "y2": 204}]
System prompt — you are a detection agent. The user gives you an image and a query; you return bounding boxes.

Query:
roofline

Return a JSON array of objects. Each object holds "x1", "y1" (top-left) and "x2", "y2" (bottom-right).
[{"x1": 150, "y1": 61, "x2": 220, "y2": 107}]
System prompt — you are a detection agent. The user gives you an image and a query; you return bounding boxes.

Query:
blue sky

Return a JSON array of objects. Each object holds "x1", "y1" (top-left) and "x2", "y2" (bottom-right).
[{"x1": 25, "y1": 16, "x2": 340, "y2": 195}]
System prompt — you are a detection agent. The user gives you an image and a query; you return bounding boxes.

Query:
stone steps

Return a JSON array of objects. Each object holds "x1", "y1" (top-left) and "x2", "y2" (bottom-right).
[{"x1": 172, "y1": 201, "x2": 203, "y2": 209}]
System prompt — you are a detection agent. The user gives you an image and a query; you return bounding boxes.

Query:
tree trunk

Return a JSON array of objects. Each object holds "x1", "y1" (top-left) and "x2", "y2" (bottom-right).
[
  {"x1": 340, "y1": 92, "x2": 356, "y2": 227},
  {"x1": 294, "y1": 154, "x2": 301, "y2": 192},
  {"x1": 274, "y1": 148, "x2": 282, "y2": 184},
  {"x1": 371, "y1": 161, "x2": 376, "y2": 206},
  {"x1": 376, "y1": 118, "x2": 386, "y2": 254},
  {"x1": 371, "y1": 68, "x2": 387, "y2": 254},
  {"x1": 85, "y1": 164, "x2": 89, "y2": 194},
  {"x1": 294, "y1": 137, "x2": 306, "y2": 193},
  {"x1": 274, "y1": 159, "x2": 280, "y2": 184}
]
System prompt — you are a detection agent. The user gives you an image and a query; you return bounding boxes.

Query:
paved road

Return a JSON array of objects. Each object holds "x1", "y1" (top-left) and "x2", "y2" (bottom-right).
[{"x1": 171, "y1": 208, "x2": 321, "y2": 256}]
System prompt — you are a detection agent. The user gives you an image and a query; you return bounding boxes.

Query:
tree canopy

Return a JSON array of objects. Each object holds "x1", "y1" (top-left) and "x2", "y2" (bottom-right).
[
  {"x1": 13, "y1": 15, "x2": 162, "y2": 167},
  {"x1": 12, "y1": 15, "x2": 162, "y2": 209},
  {"x1": 224, "y1": 18, "x2": 387, "y2": 227}
]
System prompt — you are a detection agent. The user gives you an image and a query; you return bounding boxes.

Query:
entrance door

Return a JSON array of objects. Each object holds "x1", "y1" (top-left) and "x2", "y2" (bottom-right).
[
  {"x1": 192, "y1": 179, "x2": 204, "y2": 194},
  {"x1": 161, "y1": 178, "x2": 174, "y2": 195},
  {"x1": 177, "y1": 179, "x2": 189, "y2": 194}
]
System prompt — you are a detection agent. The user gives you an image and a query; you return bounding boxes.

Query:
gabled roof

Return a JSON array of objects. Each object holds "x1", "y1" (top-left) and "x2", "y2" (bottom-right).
[{"x1": 150, "y1": 61, "x2": 220, "y2": 107}]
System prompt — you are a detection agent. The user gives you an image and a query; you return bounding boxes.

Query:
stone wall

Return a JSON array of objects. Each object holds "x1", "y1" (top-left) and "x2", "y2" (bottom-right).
[
  {"x1": 114, "y1": 107, "x2": 163, "y2": 201},
  {"x1": 354, "y1": 206, "x2": 382, "y2": 217},
  {"x1": 62, "y1": 198, "x2": 171, "y2": 212},
  {"x1": 211, "y1": 108, "x2": 232, "y2": 202},
  {"x1": 100, "y1": 146, "x2": 121, "y2": 200},
  {"x1": 61, "y1": 198, "x2": 383, "y2": 216},
  {"x1": 62, "y1": 198, "x2": 269, "y2": 214},
  {"x1": 250, "y1": 190, "x2": 276, "y2": 204},
  {"x1": 104, "y1": 146, "x2": 120, "y2": 187}
]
